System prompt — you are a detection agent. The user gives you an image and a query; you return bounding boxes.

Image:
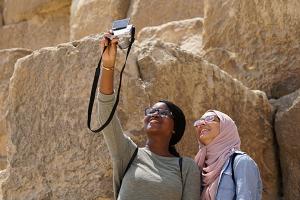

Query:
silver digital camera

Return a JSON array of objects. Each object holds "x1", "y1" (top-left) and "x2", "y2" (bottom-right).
[{"x1": 108, "y1": 18, "x2": 135, "y2": 49}]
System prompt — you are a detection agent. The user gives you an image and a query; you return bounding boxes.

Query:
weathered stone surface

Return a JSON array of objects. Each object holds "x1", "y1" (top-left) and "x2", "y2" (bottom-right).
[
  {"x1": 3, "y1": 0, "x2": 71, "y2": 24},
  {"x1": 272, "y1": 89, "x2": 300, "y2": 200},
  {"x1": 0, "y1": 48, "x2": 32, "y2": 170},
  {"x1": 0, "y1": 7, "x2": 69, "y2": 50},
  {"x1": 0, "y1": 12, "x2": 3, "y2": 27},
  {"x1": 137, "y1": 40, "x2": 280, "y2": 199},
  {"x1": 0, "y1": 169, "x2": 8, "y2": 199},
  {"x1": 203, "y1": 0, "x2": 300, "y2": 98},
  {"x1": 70, "y1": 0, "x2": 130, "y2": 40},
  {"x1": 138, "y1": 17, "x2": 203, "y2": 56},
  {"x1": 0, "y1": 0, "x2": 3, "y2": 26},
  {"x1": 128, "y1": 0, "x2": 204, "y2": 34},
  {"x1": 1, "y1": 35, "x2": 148, "y2": 200}
]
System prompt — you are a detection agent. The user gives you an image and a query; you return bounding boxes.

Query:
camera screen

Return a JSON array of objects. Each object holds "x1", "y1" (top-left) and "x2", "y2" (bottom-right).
[{"x1": 112, "y1": 18, "x2": 130, "y2": 30}]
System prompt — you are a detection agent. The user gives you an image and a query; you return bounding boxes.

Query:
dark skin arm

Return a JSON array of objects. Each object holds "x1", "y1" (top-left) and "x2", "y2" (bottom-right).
[{"x1": 99, "y1": 33, "x2": 119, "y2": 94}]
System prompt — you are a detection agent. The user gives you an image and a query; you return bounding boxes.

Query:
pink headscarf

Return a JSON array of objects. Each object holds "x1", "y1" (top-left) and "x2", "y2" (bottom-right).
[{"x1": 194, "y1": 110, "x2": 241, "y2": 200}]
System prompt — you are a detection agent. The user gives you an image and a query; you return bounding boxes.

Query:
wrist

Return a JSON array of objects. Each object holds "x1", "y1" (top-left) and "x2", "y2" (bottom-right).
[{"x1": 102, "y1": 64, "x2": 114, "y2": 71}]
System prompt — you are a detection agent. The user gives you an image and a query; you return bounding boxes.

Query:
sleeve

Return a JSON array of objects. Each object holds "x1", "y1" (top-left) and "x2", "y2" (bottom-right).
[
  {"x1": 182, "y1": 158, "x2": 201, "y2": 200},
  {"x1": 234, "y1": 155, "x2": 263, "y2": 200},
  {"x1": 97, "y1": 92, "x2": 137, "y2": 164}
]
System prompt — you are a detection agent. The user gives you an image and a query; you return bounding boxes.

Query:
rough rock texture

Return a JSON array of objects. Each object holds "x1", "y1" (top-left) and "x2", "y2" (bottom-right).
[
  {"x1": 0, "y1": 48, "x2": 32, "y2": 170},
  {"x1": 0, "y1": 7, "x2": 70, "y2": 50},
  {"x1": 1, "y1": 35, "x2": 148, "y2": 200},
  {"x1": 128, "y1": 0, "x2": 204, "y2": 34},
  {"x1": 70, "y1": 0, "x2": 131, "y2": 40},
  {"x1": 138, "y1": 17, "x2": 204, "y2": 56},
  {"x1": 137, "y1": 41, "x2": 279, "y2": 200},
  {"x1": 203, "y1": 0, "x2": 300, "y2": 98},
  {"x1": 0, "y1": 0, "x2": 3, "y2": 26},
  {"x1": 0, "y1": 169, "x2": 8, "y2": 199},
  {"x1": 272, "y1": 89, "x2": 300, "y2": 200},
  {"x1": 3, "y1": 0, "x2": 71, "y2": 24},
  {"x1": 0, "y1": 12, "x2": 2, "y2": 27}
]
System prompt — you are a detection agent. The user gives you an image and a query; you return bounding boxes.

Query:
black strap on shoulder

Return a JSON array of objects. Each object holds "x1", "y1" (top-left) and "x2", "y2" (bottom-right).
[
  {"x1": 179, "y1": 157, "x2": 183, "y2": 182},
  {"x1": 231, "y1": 153, "x2": 238, "y2": 186},
  {"x1": 87, "y1": 27, "x2": 135, "y2": 133},
  {"x1": 231, "y1": 152, "x2": 238, "y2": 199},
  {"x1": 117, "y1": 147, "x2": 138, "y2": 196},
  {"x1": 179, "y1": 157, "x2": 183, "y2": 199}
]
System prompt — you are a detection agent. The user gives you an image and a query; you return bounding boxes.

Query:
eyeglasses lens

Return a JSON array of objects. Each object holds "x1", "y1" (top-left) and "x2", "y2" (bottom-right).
[
  {"x1": 145, "y1": 108, "x2": 172, "y2": 118},
  {"x1": 193, "y1": 115, "x2": 217, "y2": 126}
]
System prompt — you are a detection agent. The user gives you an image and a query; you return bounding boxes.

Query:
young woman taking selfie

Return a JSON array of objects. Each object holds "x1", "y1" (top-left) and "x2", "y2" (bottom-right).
[{"x1": 97, "y1": 33, "x2": 200, "y2": 200}]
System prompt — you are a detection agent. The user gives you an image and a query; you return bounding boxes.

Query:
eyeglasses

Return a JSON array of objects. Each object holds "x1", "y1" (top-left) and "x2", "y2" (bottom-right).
[
  {"x1": 193, "y1": 115, "x2": 219, "y2": 127},
  {"x1": 144, "y1": 107, "x2": 173, "y2": 118}
]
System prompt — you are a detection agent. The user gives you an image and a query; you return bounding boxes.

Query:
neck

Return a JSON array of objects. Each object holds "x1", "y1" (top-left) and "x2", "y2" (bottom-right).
[{"x1": 145, "y1": 138, "x2": 173, "y2": 157}]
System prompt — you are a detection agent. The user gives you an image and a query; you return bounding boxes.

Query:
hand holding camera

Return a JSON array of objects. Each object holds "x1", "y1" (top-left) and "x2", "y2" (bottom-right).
[
  {"x1": 100, "y1": 18, "x2": 135, "y2": 69},
  {"x1": 100, "y1": 32, "x2": 118, "y2": 69}
]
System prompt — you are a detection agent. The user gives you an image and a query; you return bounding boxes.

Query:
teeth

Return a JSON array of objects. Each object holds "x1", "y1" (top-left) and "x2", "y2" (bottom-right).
[{"x1": 200, "y1": 129, "x2": 209, "y2": 135}]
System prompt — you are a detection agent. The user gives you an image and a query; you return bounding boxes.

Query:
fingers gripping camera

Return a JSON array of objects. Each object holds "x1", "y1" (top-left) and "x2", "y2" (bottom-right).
[{"x1": 108, "y1": 18, "x2": 135, "y2": 49}]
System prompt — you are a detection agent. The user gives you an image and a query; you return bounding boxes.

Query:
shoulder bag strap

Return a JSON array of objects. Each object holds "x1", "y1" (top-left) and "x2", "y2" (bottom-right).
[
  {"x1": 231, "y1": 153, "x2": 238, "y2": 199},
  {"x1": 179, "y1": 157, "x2": 183, "y2": 199},
  {"x1": 117, "y1": 147, "x2": 138, "y2": 197}
]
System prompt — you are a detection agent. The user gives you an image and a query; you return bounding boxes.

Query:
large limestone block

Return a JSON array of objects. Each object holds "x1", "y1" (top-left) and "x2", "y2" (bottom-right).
[
  {"x1": 3, "y1": 0, "x2": 71, "y2": 24},
  {"x1": 137, "y1": 40, "x2": 280, "y2": 199},
  {"x1": 203, "y1": 0, "x2": 300, "y2": 98},
  {"x1": 128, "y1": 0, "x2": 204, "y2": 34},
  {"x1": 0, "y1": 12, "x2": 2, "y2": 27},
  {"x1": 272, "y1": 89, "x2": 300, "y2": 200},
  {"x1": 0, "y1": 0, "x2": 3, "y2": 27},
  {"x1": 1, "y1": 35, "x2": 148, "y2": 200},
  {"x1": 0, "y1": 0, "x2": 3, "y2": 26},
  {"x1": 138, "y1": 17, "x2": 203, "y2": 56},
  {"x1": 70, "y1": 0, "x2": 130, "y2": 40},
  {"x1": 0, "y1": 7, "x2": 69, "y2": 50},
  {"x1": 0, "y1": 48, "x2": 32, "y2": 170},
  {"x1": 0, "y1": 169, "x2": 8, "y2": 199}
]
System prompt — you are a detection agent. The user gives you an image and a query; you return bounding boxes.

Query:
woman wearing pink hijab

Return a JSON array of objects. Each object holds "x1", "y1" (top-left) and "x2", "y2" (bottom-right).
[{"x1": 194, "y1": 110, "x2": 262, "y2": 200}]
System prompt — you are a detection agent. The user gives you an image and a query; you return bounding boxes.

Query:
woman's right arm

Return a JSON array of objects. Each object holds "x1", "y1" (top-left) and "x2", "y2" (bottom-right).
[{"x1": 97, "y1": 33, "x2": 137, "y2": 161}]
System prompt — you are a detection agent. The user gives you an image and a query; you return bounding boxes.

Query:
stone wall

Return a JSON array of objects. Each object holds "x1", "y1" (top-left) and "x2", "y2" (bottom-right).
[
  {"x1": 271, "y1": 89, "x2": 300, "y2": 200},
  {"x1": 138, "y1": 17, "x2": 204, "y2": 56},
  {"x1": 202, "y1": 0, "x2": 300, "y2": 99},
  {"x1": 70, "y1": 0, "x2": 131, "y2": 40},
  {"x1": 70, "y1": 0, "x2": 204, "y2": 41},
  {"x1": 3, "y1": 0, "x2": 70, "y2": 24},
  {"x1": 0, "y1": 0, "x2": 3, "y2": 26},
  {"x1": 128, "y1": 0, "x2": 204, "y2": 36},
  {"x1": 0, "y1": 0, "x2": 71, "y2": 50},
  {"x1": 0, "y1": 0, "x2": 299, "y2": 199},
  {"x1": 0, "y1": 49, "x2": 32, "y2": 170}
]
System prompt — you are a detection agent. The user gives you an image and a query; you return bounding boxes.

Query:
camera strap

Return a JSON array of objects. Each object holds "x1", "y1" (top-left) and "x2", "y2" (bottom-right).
[{"x1": 87, "y1": 29, "x2": 135, "y2": 133}]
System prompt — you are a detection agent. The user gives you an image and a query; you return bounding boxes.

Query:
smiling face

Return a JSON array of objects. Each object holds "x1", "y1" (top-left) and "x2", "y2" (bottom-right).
[
  {"x1": 194, "y1": 111, "x2": 220, "y2": 145},
  {"x1": 144, "y1": 102, "x2": 174, "y2": 139}
]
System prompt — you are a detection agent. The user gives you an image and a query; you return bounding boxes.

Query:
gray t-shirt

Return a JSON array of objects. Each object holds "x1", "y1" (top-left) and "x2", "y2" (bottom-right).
[{"x1": 97, "y1": 92, "x2": 200, "y2": 200}]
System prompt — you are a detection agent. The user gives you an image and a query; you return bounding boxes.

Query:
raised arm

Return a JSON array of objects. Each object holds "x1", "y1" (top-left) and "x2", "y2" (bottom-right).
[{"x1": 97, "y1": 33, "x2": 136, "y2": 161}]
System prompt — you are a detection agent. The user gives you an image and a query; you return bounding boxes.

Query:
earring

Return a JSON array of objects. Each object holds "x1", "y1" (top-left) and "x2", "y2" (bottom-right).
[{"x1": 172, "y1": 130, "x2": 175, "y2": 134}]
